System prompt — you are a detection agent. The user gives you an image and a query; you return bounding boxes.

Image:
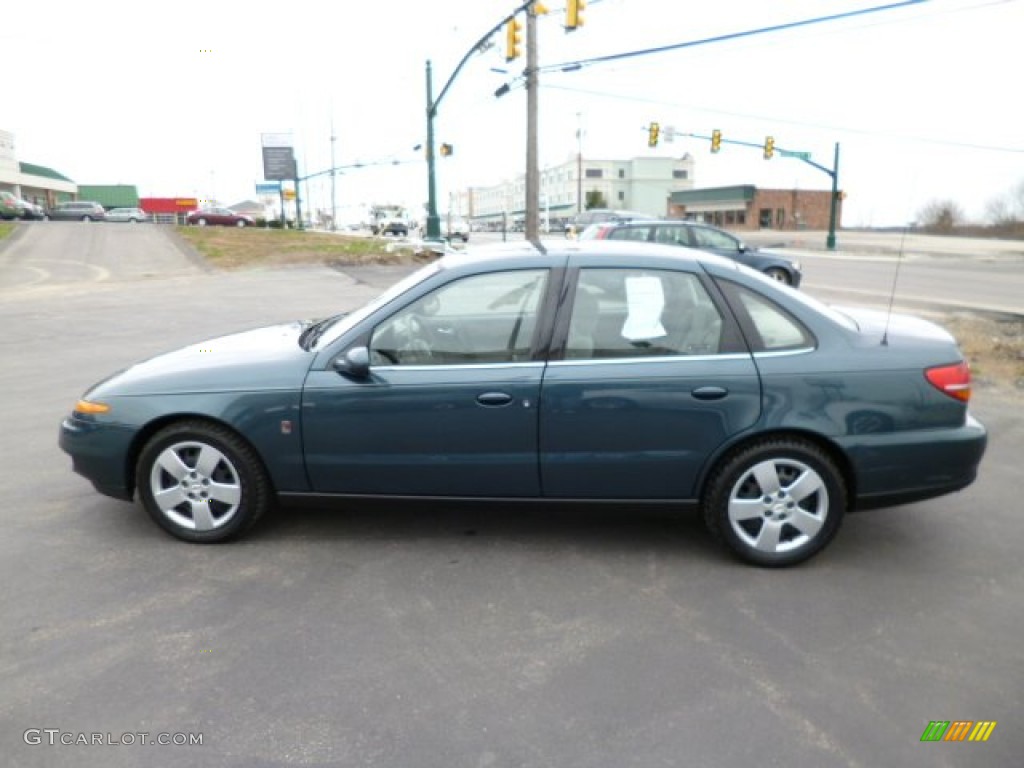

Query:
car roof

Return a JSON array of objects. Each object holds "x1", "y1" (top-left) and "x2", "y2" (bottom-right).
[{"x1": 437, "y1": 238, "x2": 743, "y2": 274}]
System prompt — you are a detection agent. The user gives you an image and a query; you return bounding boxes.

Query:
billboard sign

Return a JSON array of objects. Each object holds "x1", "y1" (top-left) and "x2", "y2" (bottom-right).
[{"x1": 261, "y1": 132, "x2": 296, "y2": 181}]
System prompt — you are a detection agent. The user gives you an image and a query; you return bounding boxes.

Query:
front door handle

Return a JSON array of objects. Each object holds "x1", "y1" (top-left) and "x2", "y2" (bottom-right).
[
  {"x1": 476, "y1": 391, "x2": 514, "y2": 407},
  {"x1": 691, "y1": 386, "x2": 728, "y2": 401}
]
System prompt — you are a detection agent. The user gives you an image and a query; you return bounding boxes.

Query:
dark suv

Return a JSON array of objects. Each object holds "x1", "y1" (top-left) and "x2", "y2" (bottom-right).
[
  {"x1": 581, "y1": 219, "x2": 802, "y2": 287},
  {"x1": 47, "y1": 201, "x2": 107, "y2": 222}
]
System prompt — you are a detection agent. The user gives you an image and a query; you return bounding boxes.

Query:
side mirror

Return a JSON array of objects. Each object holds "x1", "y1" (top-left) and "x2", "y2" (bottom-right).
[
  {"x1": 333, "y1": 346, "x2": 370, "y2": 379},
  {"x1": 737, "y1": 241, "x2": 748, "y2": 253}
]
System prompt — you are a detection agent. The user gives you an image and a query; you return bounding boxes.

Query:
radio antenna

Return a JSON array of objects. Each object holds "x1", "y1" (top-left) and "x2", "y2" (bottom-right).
[{"x1": 881, "y1": 221, "x2": 911, "y2": 347}]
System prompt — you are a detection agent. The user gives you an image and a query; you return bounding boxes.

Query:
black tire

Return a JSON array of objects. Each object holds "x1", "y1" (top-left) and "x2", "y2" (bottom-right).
[
  {"x1": 136, "y1": 420, "x2": 272, "y2": 543},
  {"x1": 764, "y1": 267, "x2": 791, "y2": 285},
  {"x1": 81, "y1": 215, "x2": 91, "y2": 222},
  {"x1": 236, "y1": 219, "x2": 246, "y2": 228},
  {"x1": 703, "y1": 438, "x2": 845, "y2": 567}
]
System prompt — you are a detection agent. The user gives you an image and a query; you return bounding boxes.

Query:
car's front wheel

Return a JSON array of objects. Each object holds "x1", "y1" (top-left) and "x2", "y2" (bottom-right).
[
  {"x1": 703, "y1": 439, "x2": 845, "y2": 566},
  {"x1": 764, "y1": 267, "x2": 791, "y2": 285},
  {"x1": 136, "y1": 421, "x2": 272, "y2": 543},
  {"x1": 196, "y1": 218, "x2": 207, "y2": 227},
  {"x1": 236, "y1": 220, "x2": 246, "y2": 228}
]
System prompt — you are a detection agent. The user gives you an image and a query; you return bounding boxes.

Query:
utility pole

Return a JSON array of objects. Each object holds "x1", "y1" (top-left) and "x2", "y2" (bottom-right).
[
  {"x1": 524, "y1": 6, "x2": 540, "y2": 240},
  {"x1": 576, "y1": 112, "x2": 583, "y2": 214},
  {"x1": 329, "y1": 115, "x2": 337, "y2": 231}
]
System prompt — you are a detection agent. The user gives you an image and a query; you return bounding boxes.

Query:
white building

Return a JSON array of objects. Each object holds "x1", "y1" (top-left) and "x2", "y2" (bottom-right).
[
  {"x1": 0, "y1": 129, "x2": 77, "y2": 206},
  {"x1": 453, "y1": 154, "x2": 695, "y2": 231}
]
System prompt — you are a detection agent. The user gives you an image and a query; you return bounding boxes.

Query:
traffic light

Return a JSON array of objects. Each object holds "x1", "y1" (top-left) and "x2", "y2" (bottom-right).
[
  {"x1": 505, "y1": 18, "x2": 522, "y2": 61},
  {"x1": 648, "y1": 122, "x2": 660, "y2": 148},
  {"x1": 711, "y1": 129, "x2": 722, "y2": 153},
  {"x1": 763, "y1": 135, "x2": 775, "y2": 160},
  {"x1": 566, "y1": 0, "x2": 585, "y2": 30},
  {"x1": 439, "y1": 143, "x2": 453, "y2": 157}
]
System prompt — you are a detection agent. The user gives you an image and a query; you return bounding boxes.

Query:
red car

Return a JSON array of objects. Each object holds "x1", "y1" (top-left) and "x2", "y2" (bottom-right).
[{"x1": 186, "y1": 207, "x2": 254, "y2": 227}]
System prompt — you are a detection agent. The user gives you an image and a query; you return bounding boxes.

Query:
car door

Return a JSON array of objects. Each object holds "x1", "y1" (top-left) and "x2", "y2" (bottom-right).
[
  {"x1": 302, "y1": 267, "x2": 558, "y2": 497},
  {"x1": 539, "y1": 261, "x2": 761, "y2": 499}
]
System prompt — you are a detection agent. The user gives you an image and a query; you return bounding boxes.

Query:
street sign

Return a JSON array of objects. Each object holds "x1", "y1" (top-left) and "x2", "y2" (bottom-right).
[
  {"x1": 780, "y1": 150, "x2": 812, "y2": 160},
  {"x1": 262, "y1": 146, "x2": 296, "y2": 180},
  {"x1": 255, "y1": 182, "x2": 281, "y2": 195}
]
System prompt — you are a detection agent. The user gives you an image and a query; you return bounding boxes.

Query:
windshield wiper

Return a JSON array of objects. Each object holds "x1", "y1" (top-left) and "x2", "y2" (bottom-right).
[{"x1": 298, "y1": 313, "x2": 346, "y2": 350}]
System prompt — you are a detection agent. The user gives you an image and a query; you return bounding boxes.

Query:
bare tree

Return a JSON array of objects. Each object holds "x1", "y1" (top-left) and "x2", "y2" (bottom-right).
[
  {"x1": 916, "y1": 199, "x2": 965, "y2": 233},
  {"x1": 983, "y1": 179, "x2": 1024, "y2": 227}
]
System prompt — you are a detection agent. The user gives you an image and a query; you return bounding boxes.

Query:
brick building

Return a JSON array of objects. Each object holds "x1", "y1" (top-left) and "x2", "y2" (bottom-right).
[{"x1": 668, "y1": 185, "x2": 842, "y2": 231}]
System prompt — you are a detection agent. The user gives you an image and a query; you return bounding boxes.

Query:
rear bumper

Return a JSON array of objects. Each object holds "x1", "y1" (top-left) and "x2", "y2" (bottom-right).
[{"x1": 841, "y1": 413, "x2": 987, "y2": 511}]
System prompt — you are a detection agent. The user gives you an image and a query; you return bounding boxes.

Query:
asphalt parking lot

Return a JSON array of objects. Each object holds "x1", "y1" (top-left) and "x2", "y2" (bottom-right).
[{"x1": 0, "y1": 228, "x2": 1021, "y2": 767}]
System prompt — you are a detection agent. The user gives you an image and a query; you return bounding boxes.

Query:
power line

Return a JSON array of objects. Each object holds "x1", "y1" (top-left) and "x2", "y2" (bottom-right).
[
  {"x1": 540, "y1": 0, "x2": 932, "y2": 74},
  {"x1": 539, "y1": 83, "x2": 1024, "y2": 154}
]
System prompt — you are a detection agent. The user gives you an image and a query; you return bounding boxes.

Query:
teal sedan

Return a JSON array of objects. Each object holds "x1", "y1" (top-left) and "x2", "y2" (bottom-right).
[{"x1": 60, "y1": 241, "x2": 986, "y2": 566}]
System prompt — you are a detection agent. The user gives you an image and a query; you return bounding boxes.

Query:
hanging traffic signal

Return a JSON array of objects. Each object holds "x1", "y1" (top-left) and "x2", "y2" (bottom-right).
[
  {"x1": 648, "y1": 122, "x2": 660, "y2": 148},
  {"x1": 566, "y1": 0, "x2": 585, "y2": 30},
  {"x1": 505, "y1": 18, "x2": 522, "y2": 61},
  {"x1": 439, "y1": 143, "x2": 453, "y2": 157},
  {"x1": 764, "y1": 136, "x2": 775, "y2": 159},
  {"x1": 711, "y1": 129, "x2": 722, "y2": 153}
]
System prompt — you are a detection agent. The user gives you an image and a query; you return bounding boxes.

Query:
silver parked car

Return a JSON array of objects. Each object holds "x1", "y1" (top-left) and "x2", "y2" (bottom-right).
[
  {"x1": 46, "y1": 201, "x2": 107, "y2": 222},
  {"x1": 105, "y1": 207, "x2": 150, "y2": 223}
]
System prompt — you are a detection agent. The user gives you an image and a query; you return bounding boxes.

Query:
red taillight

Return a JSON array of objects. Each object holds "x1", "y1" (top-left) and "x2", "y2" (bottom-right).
[{"x1": 925, "y1": 361, "x2": 971, "y2": 402}]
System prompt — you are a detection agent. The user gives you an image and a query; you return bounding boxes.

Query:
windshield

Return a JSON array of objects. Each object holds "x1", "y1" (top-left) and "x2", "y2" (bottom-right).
[{"x1": 312, "y1": 262, "x2": 443, "y2": 350}]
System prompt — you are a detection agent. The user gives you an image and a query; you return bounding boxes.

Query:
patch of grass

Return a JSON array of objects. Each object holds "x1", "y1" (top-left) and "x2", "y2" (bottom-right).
[
  {"x1": 175, "y1": 226, "x2": 421, "y2": 270},
  {"x1": 943, "y1": 312, "x2": 1024, "y2": 395},
  {"x1": 0, "y1": 222, "x2": 16, "y2": 240}
]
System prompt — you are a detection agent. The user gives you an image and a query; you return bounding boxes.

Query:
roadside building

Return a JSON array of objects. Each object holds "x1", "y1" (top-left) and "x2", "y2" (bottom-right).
[
  {"x1": 456, "y1": 155, "x2": 696, "y2": 232},
  {"x1": 0, "y1": 129, "x2": 77, "y2": 206},
  {"x1": 668, "y1": 185, "x2": 842, "y2": 231},
  {"x1": 139, "y1": 197, "x2": 199, "y2": 224},
  {"x1": 77, "y1": 184, "x2": 141, "y2": 210}
]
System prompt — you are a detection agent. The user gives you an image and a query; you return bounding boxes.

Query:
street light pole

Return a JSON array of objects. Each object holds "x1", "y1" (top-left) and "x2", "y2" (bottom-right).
[
  {"x1": 825, "y1": 142, "x2": 840, "y2": 250},
  {"x1": 423, "y1": 0, "x2": 536, "y2": 245},
  {"x1": 425, "y1": 60, "x2": 440, "y2": 240}
]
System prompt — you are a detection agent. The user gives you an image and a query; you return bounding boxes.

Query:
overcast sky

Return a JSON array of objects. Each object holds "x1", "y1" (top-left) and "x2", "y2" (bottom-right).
[{"x1": 4, "y1": 0, "x2": 1021, "y2": 225}]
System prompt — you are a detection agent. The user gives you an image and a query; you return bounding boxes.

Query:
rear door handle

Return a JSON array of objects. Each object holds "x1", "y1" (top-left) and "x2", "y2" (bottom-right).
[
  {"x1": 476, "y1": 391, "x2": 514, "y2": 407},
  {"x1": 691, "y1": 386, "x2": 728, "y2": 401}
]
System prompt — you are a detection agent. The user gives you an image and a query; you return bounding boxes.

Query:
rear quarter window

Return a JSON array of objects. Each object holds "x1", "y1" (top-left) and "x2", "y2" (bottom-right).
[{"x1": 722, "y1": 282, "x2": 815, "y2": 352}]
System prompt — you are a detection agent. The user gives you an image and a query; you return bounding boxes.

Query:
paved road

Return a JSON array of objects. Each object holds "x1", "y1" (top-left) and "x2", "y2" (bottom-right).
[{"x1": 1, "y1": 224, "x2": 1021, "y2": 767}]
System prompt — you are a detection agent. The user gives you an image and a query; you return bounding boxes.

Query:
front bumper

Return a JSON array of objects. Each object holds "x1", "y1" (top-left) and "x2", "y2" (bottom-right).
[{"x1": 59, "y1": 414, "x2": 136, "y2": 501}]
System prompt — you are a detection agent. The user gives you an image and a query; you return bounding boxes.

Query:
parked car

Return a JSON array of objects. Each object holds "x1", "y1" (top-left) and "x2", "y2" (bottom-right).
[
  {"x1": 445, "y1": 217, "x2": 470, "y2": 242},
  {"x1": 14, "y1": 198, "x2": 46, "y2": 220},
  {"x1": 186, "y1": 208, "x2": 254, "y2": 227},
  {"x1": 1, "y1": 190, "x2": 25, "y2": 220},
  {"x1": 581, "y1": 219, "x2": 803, "y2": 287},
  {"x1": 105, "y1": 207, "x2": 150, "y2": 223},
  {"x1": 46, "y1": 201, "x2": 107, "y2": 221},
  {"x1": 567, "y1": 208, "x2": 655, "y2": 236},
  {"x1": 59, "y1": 240, "x2": 986, "y2": 566}
]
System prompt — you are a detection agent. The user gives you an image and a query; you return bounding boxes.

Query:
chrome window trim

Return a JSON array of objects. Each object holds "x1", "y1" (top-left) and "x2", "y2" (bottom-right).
[
  {"x1": 371, "y1": 361, "x2": 547, "y2": 372},
  {"x1": 549, "y1": 353, "x2": 751, "y2": 368},
  {"x1": 753, "y1": 347, "x2": 816, "y2": 359}
]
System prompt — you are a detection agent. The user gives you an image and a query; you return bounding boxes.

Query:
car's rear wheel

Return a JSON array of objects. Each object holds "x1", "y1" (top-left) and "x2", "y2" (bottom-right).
[
  {"x1": 764, "y1": 267, "x2": 791, "y2": 285},
  {"x1": 196, "y1": 218, "x2": 207, "y2": 226},
  {"x1": 81, "y1": 215, "x2": 91, "y2": 222},
  {"x1": 136, "y1": 421, "x2": 272, "y2": 543},
  {"x1": 235, "y1": 220, "x2": 246, "y2": 228},
  {"x1": 703, "y1": 439, "x2": 845, "y2": 566}
]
